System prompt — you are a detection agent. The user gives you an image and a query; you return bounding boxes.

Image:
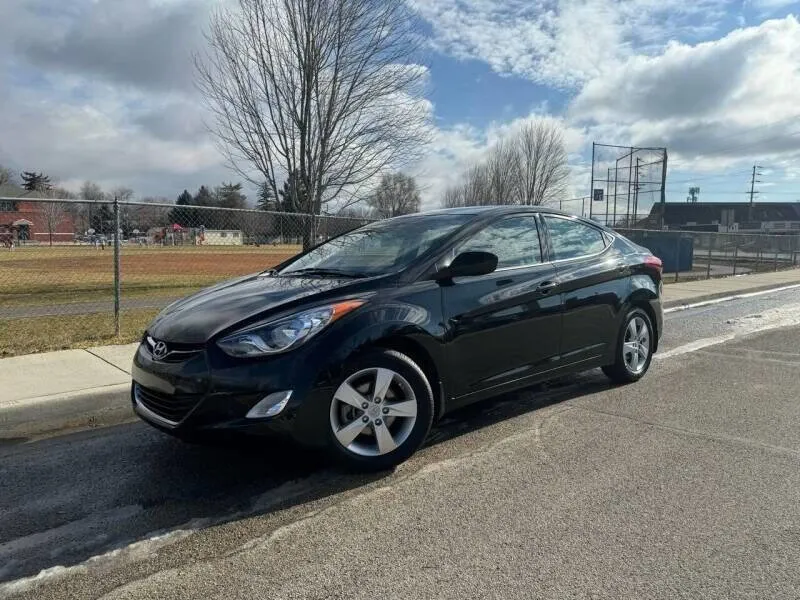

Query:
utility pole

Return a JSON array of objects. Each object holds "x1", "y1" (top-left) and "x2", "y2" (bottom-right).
[
  {"x1": 659, "y1": 149, "x2": 668, "y2": 230},
  {"x1": 589, "y1": 142, "x2": 596, "y2": 219},
  {"x1": 748, "y1": 163, "x2": 762, "y2": 223},
  {"x1": 612, "y1": 164, "x2": 619, "y2": 227},
  {"x1": 632, "y1": 157, "x2": 640, "y2": 224},
  {"x1": 625, "y1": 148, "x2": 634, "y2": 226}
]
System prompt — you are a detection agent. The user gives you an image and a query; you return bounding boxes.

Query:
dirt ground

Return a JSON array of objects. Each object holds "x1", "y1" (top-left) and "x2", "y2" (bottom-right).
[{"x1": 0, "y1": 245, "x2": 301, "y2": 305}]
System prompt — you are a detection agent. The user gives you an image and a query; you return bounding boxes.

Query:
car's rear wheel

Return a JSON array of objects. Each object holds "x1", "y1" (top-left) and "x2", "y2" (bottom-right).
[
  {"x1": 602, "y1": 308, "x2": 654, "y2": 384},
  {"x1": 328, "y1": 349, "x2": 434, "y2": 471}
]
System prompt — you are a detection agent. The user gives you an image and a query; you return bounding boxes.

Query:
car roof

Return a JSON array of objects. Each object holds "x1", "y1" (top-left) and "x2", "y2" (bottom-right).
[{"x1": 418, "y1": 205, "x2": 580, "y2": 219}]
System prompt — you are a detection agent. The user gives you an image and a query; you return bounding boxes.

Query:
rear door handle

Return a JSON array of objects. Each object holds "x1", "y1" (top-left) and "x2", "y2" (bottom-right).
[{"x1": 537, "y1": 280, "x2": 559, "y2": 294}]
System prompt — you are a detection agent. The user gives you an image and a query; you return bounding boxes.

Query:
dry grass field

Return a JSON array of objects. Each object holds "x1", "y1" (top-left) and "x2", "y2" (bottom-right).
[
  {"x1": 0, "y1": 244, "x2": 303, "y2": 356},
  {"x1": 0, "y1": 244, "x2": 301, "y2": 306}
]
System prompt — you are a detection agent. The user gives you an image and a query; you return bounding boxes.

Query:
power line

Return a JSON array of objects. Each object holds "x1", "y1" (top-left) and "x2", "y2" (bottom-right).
[
  {"x1": 665, "y1": 169, "x2": 753, "y2": 186},
  {"x1": 673, "y1": 190, "x2": 800, "y2": 195}
]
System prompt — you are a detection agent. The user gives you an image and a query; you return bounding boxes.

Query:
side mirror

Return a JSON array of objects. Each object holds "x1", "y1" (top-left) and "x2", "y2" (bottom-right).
[{"x1": 436, "y1": 251, "x2": 498, "y2": 281}]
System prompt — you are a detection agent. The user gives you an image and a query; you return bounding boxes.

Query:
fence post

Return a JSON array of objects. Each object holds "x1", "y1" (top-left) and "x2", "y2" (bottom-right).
[
  {"x1": 774, "y1": 247, "x2": 779, "y2": 272},
  {"x1": 732, "y1": 238, "x2": 738, "y2": 276},
  {"x1": 113, "y1": 196, "x2": 121, "y2": 337},
  {"x1": 706, "y1": 241, "x2": 712, "y2": 280},
  {"x1": 674, "y1": 235, "x2": 680, "y2": 283}
]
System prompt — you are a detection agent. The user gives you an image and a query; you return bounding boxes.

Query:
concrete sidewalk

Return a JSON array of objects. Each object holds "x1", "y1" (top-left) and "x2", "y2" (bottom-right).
[
  {"x1": 0, "y1": 344, "x2": 139, "y2": 439},
  {"x1": 662, "y1": 268, "x2": 800, "y2": 308},
  {"x1": 1, "y1": 268, "x2": 799, "y2": 440}
]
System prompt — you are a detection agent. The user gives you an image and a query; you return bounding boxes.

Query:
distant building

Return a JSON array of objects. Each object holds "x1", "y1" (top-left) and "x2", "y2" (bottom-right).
[
  {"x1": 200, "y1": 229, "x2": 243, "y2": 246},
  {"x1": 644, "y1": 202, "x2": 800, "y2": 233},
  {"x1": 0, "y1": 186, "x2": 76, "y2": 243}
]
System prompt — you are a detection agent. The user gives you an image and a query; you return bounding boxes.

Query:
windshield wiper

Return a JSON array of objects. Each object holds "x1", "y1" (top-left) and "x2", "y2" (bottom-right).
[{"x1": 282, "y1": 268, "x2": 368, "y2": 279}]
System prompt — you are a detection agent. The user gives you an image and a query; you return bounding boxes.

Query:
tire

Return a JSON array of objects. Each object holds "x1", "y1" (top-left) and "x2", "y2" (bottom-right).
[
  {"x1": 328, "y1": 349, "x2": 434, "y2": 471},
  {"x1": 602, "y1": 308, "x2": 654, "y2": 384}
]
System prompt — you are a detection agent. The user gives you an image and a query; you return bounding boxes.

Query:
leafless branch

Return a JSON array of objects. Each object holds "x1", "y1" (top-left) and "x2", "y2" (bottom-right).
[
  {"x1": 196, "y1": 0, "x2": 431, "y2": 248},
  {"x1": 440, "y1": 119, "x2": 570, "y2": 209}
]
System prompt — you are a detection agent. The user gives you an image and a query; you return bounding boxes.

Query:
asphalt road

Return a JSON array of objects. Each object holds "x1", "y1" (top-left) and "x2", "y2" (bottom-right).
[{"x1": 2, "y1": 289, "x2": 800, "y2": 599}]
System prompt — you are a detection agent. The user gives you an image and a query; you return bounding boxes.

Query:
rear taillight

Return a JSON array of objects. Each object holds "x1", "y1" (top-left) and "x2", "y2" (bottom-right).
[{"x1": 644, "y1": 255, "x2": 663, "y2": 275}]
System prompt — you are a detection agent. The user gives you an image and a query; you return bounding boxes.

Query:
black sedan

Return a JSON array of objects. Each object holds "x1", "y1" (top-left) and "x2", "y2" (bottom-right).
[{"x1": 132, "y1": 207, "x2": 663, "y2": 470}]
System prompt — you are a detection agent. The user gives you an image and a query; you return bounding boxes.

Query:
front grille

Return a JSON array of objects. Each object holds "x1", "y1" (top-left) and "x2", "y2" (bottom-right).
[
  {"x1": 134, "y1": 384, "x2": 202, "y2": 424},
  {"x1": 142, "y1": 335, "x2": 204, "y2": 363}
]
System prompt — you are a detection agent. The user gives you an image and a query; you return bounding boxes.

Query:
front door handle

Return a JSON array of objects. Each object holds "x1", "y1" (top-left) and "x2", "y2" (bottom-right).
[{"x1": 537, "y1": 280, "x2": 559, "y2": 294}]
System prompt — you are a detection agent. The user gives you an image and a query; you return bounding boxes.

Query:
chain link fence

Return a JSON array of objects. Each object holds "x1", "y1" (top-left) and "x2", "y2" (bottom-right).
[
  {"x1": 616, "y1": 228, "x2": 800, "y2": 282},
  {"x1": 0, "y1": 197, "x2": 373, "y2": 357},
  {"x1": 2, "y1": 196, "x2": 799, "y2": 357}
]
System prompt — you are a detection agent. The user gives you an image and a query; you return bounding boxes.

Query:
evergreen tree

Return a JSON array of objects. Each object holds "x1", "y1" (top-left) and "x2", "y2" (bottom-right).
[
  {"x1": 279, "y1": 170, "x2": 307, "y2": 213},
  {"x1": 21, "y1": 171, "x2": 52, "y2": 192},
  {"x1": 170, "y1": 190, "x2": 196, "y2": 227},
  {"x1": 193, "y1": 185, "x2": 213, "y2": 206},
  {"x1": 257, "y1": 181, "x2": 277, "y2": 211},
  {"x1": 214, "y1": 182, "x2": 246, "y2": 209}
]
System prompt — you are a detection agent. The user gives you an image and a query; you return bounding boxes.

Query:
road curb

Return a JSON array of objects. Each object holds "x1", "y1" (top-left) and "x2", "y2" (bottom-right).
[
  {"x1": 0, "y1": 383, "x2": 134, "y2": 441},
  {"x1": 663, "y1": 282, "x2": 800, "y2": 311},
  {"x1": 2, "y1": 280, "x2": 797, "y2": 442}
]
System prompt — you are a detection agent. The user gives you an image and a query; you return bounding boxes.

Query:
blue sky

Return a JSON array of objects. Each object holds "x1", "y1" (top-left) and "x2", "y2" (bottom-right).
[{"x1": 1, "y1": 0, "x2": 799, "y2": 214}]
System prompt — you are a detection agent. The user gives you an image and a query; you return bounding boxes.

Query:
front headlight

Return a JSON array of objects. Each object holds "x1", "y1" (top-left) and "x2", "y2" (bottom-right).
[{"x1": 217, "y1": 300, "x2": 365, "y2": 357}]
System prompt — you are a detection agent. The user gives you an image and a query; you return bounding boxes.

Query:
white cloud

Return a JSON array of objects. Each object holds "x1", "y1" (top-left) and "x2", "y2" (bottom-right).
[
  {"x1": 568, "y1": 16, "x2": 800, "y2": 172},
  {"x1": 0, "y1": 77, "x2": 227, "y2": 195},
  {"x1": 409, "y1": 0, "x2": 728, "y2": 88},
  {"x1": 0, "y1": 0, "x2": 224, "y2": 197}
]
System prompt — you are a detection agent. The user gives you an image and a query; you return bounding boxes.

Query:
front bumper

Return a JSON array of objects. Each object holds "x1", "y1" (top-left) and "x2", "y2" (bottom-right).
[{"x1": 130, "y1": 341, "x2": 334, "y2": 447}]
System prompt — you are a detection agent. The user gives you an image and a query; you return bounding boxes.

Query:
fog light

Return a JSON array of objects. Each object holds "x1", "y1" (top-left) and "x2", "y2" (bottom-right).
[{"x1": 246, "y1": 390, "x2": 292, "y2": 419}]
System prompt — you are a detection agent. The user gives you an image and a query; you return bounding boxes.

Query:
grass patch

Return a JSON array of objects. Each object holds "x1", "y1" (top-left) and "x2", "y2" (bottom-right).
[
  {"x1": 0, "y1": 244, "x2": 300, "y2": 304},
  {"x1": 0, "y1": 284, "x2": 207, "y2": 308},
  {"x1": 0, "y1": 308, "x2": 159, "y2": 358}
]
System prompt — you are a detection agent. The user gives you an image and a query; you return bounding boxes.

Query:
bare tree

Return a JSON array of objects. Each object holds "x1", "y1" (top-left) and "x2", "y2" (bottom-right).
[
  {"x1": 440, "y1": 119, "x2": 569, "y2": 208},
  {"x1": 78, "y1": 181, "x2": 108, "y2": 236},
  {"x1": 111, "y1": 186, "x2": 135, "y2": 202},
  {"x1": 41, "y1": 196, "x2": 67, "y2": 246},
  {"x1": 80, "y1": 181, "x2": 106, "y2": 201},
  {"x1": 441, "y1": 185, "x2": 464, "y2": 208},
  {"x1": 464, "y1": 163, "x2": 493, "y2": 206},
  {"x1": 513, "y1": 120, "x2": 569, "y2": 206},
  {"x1": 0, "y1": 165, "x2": 14, "y2": 187},
  {"x1": 196, "y1": 0, "x2": 431, "y2": 249},
  {"x1": 486, "y1": 138, "x2": 519, "y2": 206},
  {"x1": 367, "y1": 173, "x2": 421, "y2": 218},
  {"x1": 337, "y1": 204, "x2": 374, "y2": 219}
]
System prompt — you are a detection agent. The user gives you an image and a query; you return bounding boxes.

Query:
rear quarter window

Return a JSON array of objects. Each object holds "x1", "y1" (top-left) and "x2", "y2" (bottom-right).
[{"x1": 544, "y1": 216, "x2": 607, "y2": 260}]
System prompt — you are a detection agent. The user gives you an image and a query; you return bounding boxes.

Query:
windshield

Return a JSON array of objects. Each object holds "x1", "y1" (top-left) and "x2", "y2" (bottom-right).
[{"x1": 280, "y1": 213, "x2": 472, "y2": 277}]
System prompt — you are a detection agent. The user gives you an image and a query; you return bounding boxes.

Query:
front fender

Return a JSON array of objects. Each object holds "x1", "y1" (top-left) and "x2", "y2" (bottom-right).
[
  {"x1": 307, "y1": 302, "x2": 445, "y2": 389},
  {"x1": 286, "y1": 304, "x2": 445, "y2": 447}
]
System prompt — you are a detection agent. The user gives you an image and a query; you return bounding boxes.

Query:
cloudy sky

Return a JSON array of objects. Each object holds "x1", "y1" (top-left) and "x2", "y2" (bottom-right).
[{"x1": 1, "y1": 0, "x2": 799, "y2": 213}]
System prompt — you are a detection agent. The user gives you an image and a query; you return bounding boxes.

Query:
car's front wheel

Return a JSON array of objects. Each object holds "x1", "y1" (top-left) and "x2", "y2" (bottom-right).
[
  {"x1": 602, "y1": 308, "x2": 654, "y2": 384},
  {"x1": 328, "y1": 349, "x2": 434, "y2": 471}
]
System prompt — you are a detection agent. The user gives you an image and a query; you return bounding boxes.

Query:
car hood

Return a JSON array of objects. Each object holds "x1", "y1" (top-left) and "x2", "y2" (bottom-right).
[{"x1": 147, "y1": 273, "x2": 365, "y2": 344}]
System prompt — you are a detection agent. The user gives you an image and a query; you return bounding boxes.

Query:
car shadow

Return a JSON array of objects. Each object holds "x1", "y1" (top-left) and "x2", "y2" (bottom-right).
[{"x1": 0, "y1": 370, "x2": 614, "y2": 585}]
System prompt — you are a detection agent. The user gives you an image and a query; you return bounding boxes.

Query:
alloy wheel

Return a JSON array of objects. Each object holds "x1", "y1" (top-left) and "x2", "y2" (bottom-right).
[
  {"x1": 330, "y1": 367, "x2": 418, "y2": 457},
  {"x1": 623, "y1": 316, "x2": 650, "y2": 374}
]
